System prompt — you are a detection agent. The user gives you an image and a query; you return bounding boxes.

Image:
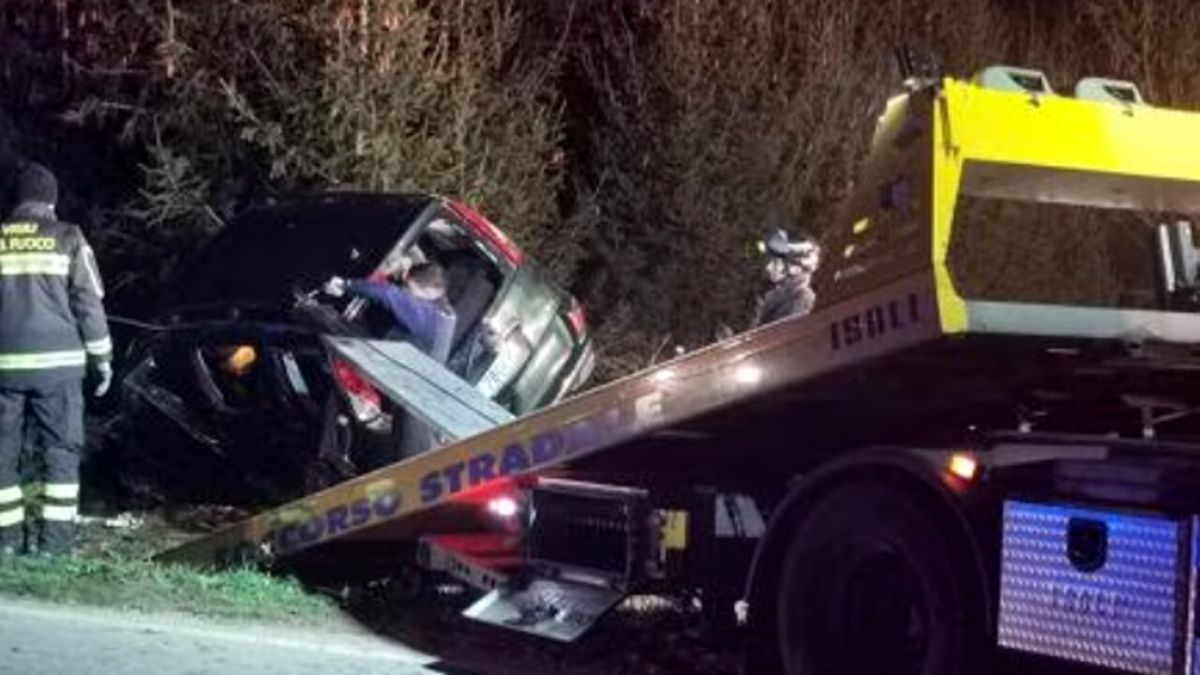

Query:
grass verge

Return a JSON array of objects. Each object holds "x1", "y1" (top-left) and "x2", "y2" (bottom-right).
[
  {"x1": 0, "y1": 554, "x2": 336, "y2": 624},
  {"x1": 0, "y1": 515, "x2": 337, "y2": 625}
]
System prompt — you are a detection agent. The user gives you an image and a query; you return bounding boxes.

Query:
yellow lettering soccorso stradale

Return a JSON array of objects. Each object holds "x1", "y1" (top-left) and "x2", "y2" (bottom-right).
[
  {"x1": 0, "y1": 237, "x2": 57, "y2": 253},
  {"x1": 2, "y1": 223, "x2": 38, "y2": 236}
]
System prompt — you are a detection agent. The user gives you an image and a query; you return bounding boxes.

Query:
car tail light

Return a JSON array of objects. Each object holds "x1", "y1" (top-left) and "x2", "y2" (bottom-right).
[
  {"x1": 331, "y1": 359, "x2": 382, "y2": 421},
  {"x1": 567, "y1": 301, "x2": 588, "y2": 337},
  {"x1": 448, "y1": 200, "x2": 525, "y2": 267}
]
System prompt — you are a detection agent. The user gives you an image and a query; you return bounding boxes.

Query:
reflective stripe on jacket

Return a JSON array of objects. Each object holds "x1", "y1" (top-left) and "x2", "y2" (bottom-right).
[{"x1": 0, "y1": 203, "x2": 111, "y2": 387}]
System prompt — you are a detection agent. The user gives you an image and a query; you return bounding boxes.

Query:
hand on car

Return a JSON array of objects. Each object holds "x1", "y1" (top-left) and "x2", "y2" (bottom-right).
[
  {"x1": 323, "y1": 276, "x2": 347, "y2": 298},
  {"x1": 398, "y1": 255, "x2": 414, "y2": 276}
]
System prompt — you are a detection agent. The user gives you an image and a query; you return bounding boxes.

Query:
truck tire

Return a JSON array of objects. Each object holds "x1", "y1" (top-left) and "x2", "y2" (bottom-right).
[{"x1": 774, "y1": 480, "x2": 980, "y2": 675}]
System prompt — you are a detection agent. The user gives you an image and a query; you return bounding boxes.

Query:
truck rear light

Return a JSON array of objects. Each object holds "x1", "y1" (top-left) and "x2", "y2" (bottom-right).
[
  {"x1": 331, "y1": 358, "x2": 381, "y2": 421},
  {"x1": 947, "y1": 452, "x2": 978, "y2": 481},
  {"x1": 567, "y1": 302, "x2": 588, "y2": 337}
]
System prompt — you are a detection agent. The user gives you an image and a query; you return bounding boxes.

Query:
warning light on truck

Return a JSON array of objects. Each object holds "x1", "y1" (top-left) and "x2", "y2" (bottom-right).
[
  {"x1": 947, "y1": 453, "x2": 978, "y2": 482},
  {"x1": 487, "y1": 496, "x2": 520, "y2": 518},
  {"x1": 733, "y1": 363, "x2": 763, "y2": 385}
]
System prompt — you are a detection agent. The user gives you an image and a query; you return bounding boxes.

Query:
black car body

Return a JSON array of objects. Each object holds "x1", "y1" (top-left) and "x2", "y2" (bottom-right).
[{"x1": 116, "y1": 193, "x2": 595, "y2": 503}]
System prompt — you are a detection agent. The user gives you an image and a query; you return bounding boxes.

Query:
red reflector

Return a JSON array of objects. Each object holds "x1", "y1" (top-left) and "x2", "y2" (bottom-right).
[
  {"x1": 332, "y1": 359, "x2": 381, "y2": 408},
  {"x1": 567, "y1": 302, "x2": 588, "y2": 336},
  {"x1": 448, "y1": 200, "x2": 525, "y2": 267}
]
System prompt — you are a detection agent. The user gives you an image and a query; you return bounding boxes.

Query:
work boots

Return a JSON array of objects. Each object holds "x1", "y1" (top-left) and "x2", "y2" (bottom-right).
[
  {"x1": 0, "y1": 524, "x2": 21, "y2": 556},
  {"x1": 35, "y1": 520, "x2": 77, "y2": 557}
]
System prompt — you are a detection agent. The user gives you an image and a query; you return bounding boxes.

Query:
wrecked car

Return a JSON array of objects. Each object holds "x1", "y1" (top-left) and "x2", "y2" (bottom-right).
[{"x1": 111, "y1": 193, "x2": 595, "y2": 504}]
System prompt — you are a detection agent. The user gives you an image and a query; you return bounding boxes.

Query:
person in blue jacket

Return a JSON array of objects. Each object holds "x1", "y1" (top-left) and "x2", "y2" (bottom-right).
[
  {"x1": 324, "y1": 260, "x2": 457, "y2": 460},
  {"x1": 324, "y1": 260, "x2": 457, "y2": 364}
]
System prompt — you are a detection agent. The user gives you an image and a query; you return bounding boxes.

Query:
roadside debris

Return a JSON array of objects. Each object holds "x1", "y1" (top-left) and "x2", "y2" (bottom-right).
[{"x1": 76, "y1": 512, "x2": 143, "y2": 529}]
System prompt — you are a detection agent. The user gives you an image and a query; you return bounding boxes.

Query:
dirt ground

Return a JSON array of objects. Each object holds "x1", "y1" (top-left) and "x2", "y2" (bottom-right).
[{"x1": 340, "y1": 587, "x2": 747, "y2": 675}]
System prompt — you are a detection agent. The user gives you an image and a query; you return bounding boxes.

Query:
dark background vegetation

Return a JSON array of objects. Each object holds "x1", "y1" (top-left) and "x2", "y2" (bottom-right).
[{"x1": 2, "y1": 0, "x2": 1198, "y2": 378}]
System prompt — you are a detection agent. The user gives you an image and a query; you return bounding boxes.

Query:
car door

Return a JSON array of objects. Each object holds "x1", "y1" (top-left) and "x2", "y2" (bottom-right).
[
  {"x1": 365, "y1": 203, "x2": 515, "y2": 377},
  {"x1": 468, "y1": 264, "x2": 569, "y2": 410}
]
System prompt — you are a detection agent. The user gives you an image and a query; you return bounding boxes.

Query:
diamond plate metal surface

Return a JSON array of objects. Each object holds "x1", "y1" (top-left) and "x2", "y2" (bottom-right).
[{"x1": 998, "y1": 501, "x2": 1187, "y2": 675}]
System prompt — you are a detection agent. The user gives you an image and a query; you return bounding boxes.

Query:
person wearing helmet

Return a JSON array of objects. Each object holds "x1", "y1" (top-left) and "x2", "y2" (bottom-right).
[
  {"x1": 751, "y1": 228, "x2": 821, "y2": 328},
  {"x1": 0, "y1": 162, "x2": 112, "y2": 557}
]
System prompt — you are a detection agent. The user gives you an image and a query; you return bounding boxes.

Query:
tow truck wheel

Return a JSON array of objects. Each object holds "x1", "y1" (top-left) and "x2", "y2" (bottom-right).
[{"x1": 775, "y1": 480, "x2": 981, "y2": 675}]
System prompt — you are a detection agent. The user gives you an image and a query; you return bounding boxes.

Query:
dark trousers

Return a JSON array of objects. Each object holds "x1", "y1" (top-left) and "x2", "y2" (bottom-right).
[{"x1": 0, "y1": 381, "x2": 83, "y2": 554}]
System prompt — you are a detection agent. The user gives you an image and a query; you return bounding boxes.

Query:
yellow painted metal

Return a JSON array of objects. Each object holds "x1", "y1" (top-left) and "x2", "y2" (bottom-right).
[
  {"x1": 658, "y1": 510, "x2": 689, "y2": 551},
  {"x1": 941, "y1": 79, "x2": 1200, "y2": 185},
  {"x1": 930, "y1": 88, "x2": 969, "y2": 334},
  {"x1": 925, "y1": 76, "x2": 1200, "y2": 334}
]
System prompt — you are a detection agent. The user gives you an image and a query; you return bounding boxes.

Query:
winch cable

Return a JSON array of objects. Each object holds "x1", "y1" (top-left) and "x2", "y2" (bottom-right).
[{"x1": 108, "y1": 315, "x2": 173, "y2": 332}]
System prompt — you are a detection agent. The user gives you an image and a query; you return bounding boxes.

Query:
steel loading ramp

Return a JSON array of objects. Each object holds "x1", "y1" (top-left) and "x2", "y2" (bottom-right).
[
  {"x1": 328, "y1": 338, "x2": 517, "y2": 436},
  {"x1": 156, "y1": 271, "x2": 947, "y2": 568}
]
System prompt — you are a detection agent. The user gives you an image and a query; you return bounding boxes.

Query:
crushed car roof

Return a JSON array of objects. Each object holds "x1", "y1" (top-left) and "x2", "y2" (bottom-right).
[{"x1": 173, "y1": 193, "x2": 437, "y2": 308}]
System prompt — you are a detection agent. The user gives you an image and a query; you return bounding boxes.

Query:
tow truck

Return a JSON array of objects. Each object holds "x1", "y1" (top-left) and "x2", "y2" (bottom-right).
[{"x1": 157, "y1": 64, "x2": 1200, "y2": 675}]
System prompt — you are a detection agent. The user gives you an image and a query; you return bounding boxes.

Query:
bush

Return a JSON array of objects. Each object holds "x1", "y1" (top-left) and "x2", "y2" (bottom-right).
[
  {"x1": 5, "y1": 0, "x2": 1200, "y2": 376},
  {"x1": 1, "y1": 0, "x2": 570, "y2": 311},
  {"x1": 566, "y1": 0, "x2": 1003, "y2": 371}
]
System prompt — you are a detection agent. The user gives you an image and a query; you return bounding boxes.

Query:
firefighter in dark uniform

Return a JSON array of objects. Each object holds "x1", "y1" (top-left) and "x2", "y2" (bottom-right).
[
  {"x1": 752, "y1": 228, "x2": 821, "y2": 327},
  {"x1": 0, "y1": 163, "x2": 112, "y2": 556}
]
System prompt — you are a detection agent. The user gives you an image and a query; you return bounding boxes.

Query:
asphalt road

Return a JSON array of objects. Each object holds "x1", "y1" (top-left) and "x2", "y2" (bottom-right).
[{"x1": 0, "y1": 598, "x2": 459, "y2": 675}]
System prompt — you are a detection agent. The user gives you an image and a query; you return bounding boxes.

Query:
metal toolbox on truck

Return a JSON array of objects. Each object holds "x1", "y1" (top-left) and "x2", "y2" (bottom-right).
[{"x1": 998, "y1": 500, "x2": 1197, "y2": 675}]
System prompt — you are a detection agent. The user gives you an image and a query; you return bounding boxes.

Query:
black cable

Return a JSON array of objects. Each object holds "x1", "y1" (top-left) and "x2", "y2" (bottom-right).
[{"x1": 108, "y1": 315, "x2": 172, "y2": 332}]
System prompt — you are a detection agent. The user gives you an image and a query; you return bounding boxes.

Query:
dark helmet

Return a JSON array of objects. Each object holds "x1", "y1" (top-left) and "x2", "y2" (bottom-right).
[
  {"x1": 759, "y1": 228, "x2": 818, "y2": 260},
  {"x1": 16, "y1": 161, "x2": 58, "y2": 206}
]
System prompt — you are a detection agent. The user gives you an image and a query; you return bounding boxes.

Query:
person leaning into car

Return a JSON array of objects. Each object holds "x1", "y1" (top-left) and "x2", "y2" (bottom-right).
[
  {"x1": 323, "y1": 259, "x2": 457, "y2": 364},
  {"x1": 324, "y1": 260, "x2": 457, "y2": 460},
  {"x1": 0, "y1": 162, "x2": 113, "y2": 557}
]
